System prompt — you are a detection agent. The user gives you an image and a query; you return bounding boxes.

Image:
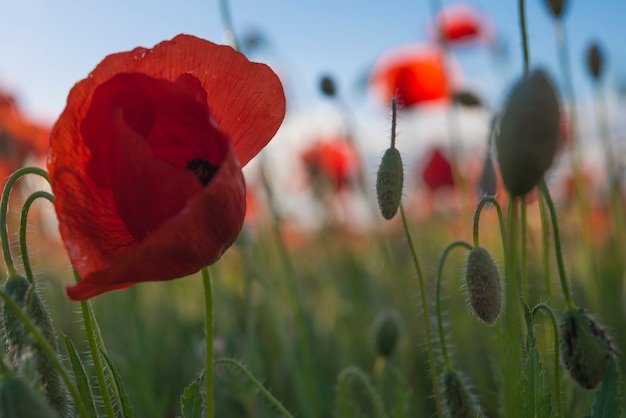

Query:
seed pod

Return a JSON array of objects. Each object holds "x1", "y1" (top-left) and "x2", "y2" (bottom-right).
[
  {"x1": 441, "y1": 369, "x2": 478, "y2": 418},
  {"x1": 0, "y1": 376, "x2": 59, "y2": 418},
  {"x1": 465, "y1": 247, "x2": 502, "y2": 326},
  {"x1": 544, "y1": 0, "x2": 567, "y2": 19},
  {"x1": 560, "y1": 307, "x2": 613, "y2": 389},
  {"x1": 496, "y1": 69, "x2": 560, "y2": 197},
  {"x1": 376, "y1": 147, "x2": 404, "y2": 220},
  {"x1": 586, "y1": 42, "x2": 604, "y2": 81},
  {"x1": 320, "y1": 75, "x2": 337, "y2": 97},
  {"x1": 373, "y1": 310, "x2": 402, "y2": 358}
]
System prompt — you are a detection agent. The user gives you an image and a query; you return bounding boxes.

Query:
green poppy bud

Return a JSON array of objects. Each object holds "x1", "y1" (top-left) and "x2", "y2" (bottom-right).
[
  {"x1": 544, "y1": 0, "x2": 567, "y2": 19},
  {"x1": 376, "y1": 147, "x2": 404, "y2": 220},
  {"x1": 465, "y1": 247, "x2": 502, "y2": 326},
  {"x1": 496, "y1": 69, "x2": 560, "y2": 197},
  {"x1": 441, "y1": 369, "x2": 478, "y2": 418},
  {"x1": 586, "y1": 42, "x2": 604, "y2": 81},
  {"x1": 478, "y1": 152, "x2": 497, "y2": 197},
  {"x1": 0, "y1": 376, "x2": 59, "y2": 418},
  {"x1": 373, "y1": 310, "x2": 402, "y2": 358},
  {"x1": 560, "y1": 307, "x2": 614, "y2": 389}
]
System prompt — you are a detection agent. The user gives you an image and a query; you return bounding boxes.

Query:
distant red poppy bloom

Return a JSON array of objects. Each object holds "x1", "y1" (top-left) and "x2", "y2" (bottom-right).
[
  {"x1": 432, "y1": 3, "x2": 494, "y2": 46},
  {"x1": 370, "y1": 44, "x2": 461, "y2": 108},
  {"x1": 47, "y1": 34, "x2": 285, "y2": 300},
  {"x1": 421, "y1": 147, "x2": 454, "y2": 192},
  {"x1": 301, "y1": 137, "x2": 360, "y2": 190}
]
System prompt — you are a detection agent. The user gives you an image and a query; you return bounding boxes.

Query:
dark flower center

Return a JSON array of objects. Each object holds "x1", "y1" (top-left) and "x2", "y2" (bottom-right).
[{"x1": 186, "y1": 158, "x2": 219, "y2": 186}]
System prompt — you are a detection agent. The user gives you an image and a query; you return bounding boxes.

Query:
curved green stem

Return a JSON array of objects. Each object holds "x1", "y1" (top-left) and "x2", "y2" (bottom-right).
[
  {"x1": 520, "y1": 196, "x2": 528, "y2": 300},
  {"x1": 436, "y1": 240, "x2": 473, "y2": 370},
  {"x1": 337, "y1": 366, "x2": 388, "y2": 418},
  {"x1": 519, "y1": 0, "x2": 530, "y2": 75},
  {"x1": 19, "y1": 191, "x2": 54, "y2": 283},
  {"x1": 215, "y1": 357, "x2": 294, "y2": 418},
  {"x1": 0, "y1": 167, "x2": 50, "y2": 278},
  {"x1": 538, "y1": 181, "x2": 574, "y2": 308},
  {"x1": 0, "y1": 292, "x2": 89, "y2": 417},
  {"x1": 202, "y1": 267, "x2": 214, "y2": 418},
  {"x1": 399, "y1": 205, "x2": 443, "y2": 418},
  {"x1": 539, "y1": 195, "x2": 552, "y2": 301},
  {"x1": 532, "y1": 303, "x2": 562, "y2": 418},
  {"x1": 472, "y1": 196, "x2": 507, "y2": 251}
]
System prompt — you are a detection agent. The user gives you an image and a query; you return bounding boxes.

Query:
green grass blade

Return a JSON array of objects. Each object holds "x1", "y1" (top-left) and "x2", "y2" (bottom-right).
[
  {"x1": 521, "y1": 346, "x2": 552, "y2": 418},
  {"x1": 99, "y1": 348, "x2": 134, "y2": 418},
  {"x1": 63, "y1": 335, "x2": 97, "y2": 418}
]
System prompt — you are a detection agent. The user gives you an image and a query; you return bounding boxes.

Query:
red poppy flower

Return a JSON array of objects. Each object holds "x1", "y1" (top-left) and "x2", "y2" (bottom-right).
[
  {"x1": 421, "y1": 147, "x2": 454, "y2": 192},
  {"x1": 432, "y1": 3, "x2": 494, "y2": 46},
  {"x1": 370, "y1": 44, "x2": 461, "y2": 108},
  {"x1": 47, "y1": 34, "x2": 285, "y2": 300},
  {"x1": 301, "y1": 137, "x2": 360, "y2": 191}
]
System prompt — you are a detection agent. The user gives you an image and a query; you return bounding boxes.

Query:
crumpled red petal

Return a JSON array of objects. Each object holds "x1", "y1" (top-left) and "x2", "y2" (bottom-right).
[{"x1": 47, "y1": 35, "x2": 284, "y2": 299}]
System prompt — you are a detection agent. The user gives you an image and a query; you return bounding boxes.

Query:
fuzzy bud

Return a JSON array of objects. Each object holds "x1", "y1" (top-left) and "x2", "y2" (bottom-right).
[
  {"x1": 465, "y1": 247, "x2": 502, "y2": 326},
  {"x1": 376, "y1": 147, "x2": 404, "y2": 219},
  {"x1": 496, "y1": 69, "x2": 560, "y2": 197},
  {"x1": 560, "y1": 307, "x2": 614, "y2": 389},
  {"x1": 373, "y1": 310, "x2": 402, "y2": 358},
  {"x1": 586, "y1": 42, "x2": 604, "y2": 81},
  {"x1": 544, "y1": 0, "x2": 567, "y2": 19},
  {"x1": 0, "y1": 376, "x2": 59, "y2": 417},
  {"x1": 441, "y1": 369, "x2": 478, "y2": 418}
]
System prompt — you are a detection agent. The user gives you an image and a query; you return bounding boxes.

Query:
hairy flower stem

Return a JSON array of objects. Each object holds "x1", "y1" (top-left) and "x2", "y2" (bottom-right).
[
  {"x1": 472, "y1": 196, "x2": 508, "y2": 253},
  {"x1": 0, "y1": 167, "x2": 50, "y2": 278},
  {"x1": 520, "y1": 197, "x2": 529, "y2": 300},
  {"x1": 399, "y1": 205, "x2": 443, "y2": 418},
  {"x1": 532, "y1": 303, "x2": 562, "y2": 418},
  {"x1": 539, "y1": 182, "x2": 574, "y2": 309},
  {"x1": 19, "y1": 191, "x2": 54, "y2": 283},
  {"x1": 337, "y1": 366, "x2": 388, "y2": 418},
  {"x1": 202, "y1": 267, "x2": 214, "y2": 418},
  {"x1": 436, "y1": 240, "x2": 472, "y2": 370},
  {"x1": 0, "y1": 292, "x2": 89, "y2": 417},
  {"x1": 539, "y1": 196, "x2": 552, "y2": 301}
]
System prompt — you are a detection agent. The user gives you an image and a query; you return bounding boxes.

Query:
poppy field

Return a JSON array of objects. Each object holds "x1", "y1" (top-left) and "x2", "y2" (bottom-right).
[{"x1": 0, "y1": 0, "x2": 625, "y2": 417}]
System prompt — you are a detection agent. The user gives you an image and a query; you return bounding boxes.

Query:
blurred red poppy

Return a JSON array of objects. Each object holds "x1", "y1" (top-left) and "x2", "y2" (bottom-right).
[
  {"x1": 301, "y1": 137, "x2": 361, "y2": 191},
  {"x1": 370, "y1": 44, "x2": 460, "y2": 107},
  {"x1": 421, "y1": 147, "x2": 454, "y2": 192},
  {"x1": 47, "y1": 34, "x2": 285, "y2": 300},
  {"x1": 432, "y1": 3, "x2": 494, "y2": 46}
]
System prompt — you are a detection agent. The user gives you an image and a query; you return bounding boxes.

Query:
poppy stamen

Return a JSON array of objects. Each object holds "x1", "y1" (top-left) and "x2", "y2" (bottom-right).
[{"x1": 186, "y1": 158, "x2": 219, "y2": 186}]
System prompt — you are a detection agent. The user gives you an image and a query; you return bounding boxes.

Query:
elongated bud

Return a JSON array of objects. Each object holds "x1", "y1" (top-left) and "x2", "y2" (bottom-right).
[
  {"x1": 544, "y1": 0, "x2": 567, "y2": 19},
  {"x1": 465, "y1": 247, "x2": 502, "y2": 326},
  {"x1": 373, "y1": 310, "x2": 402, "y2": 358},
  {"x1": 496, "y1": 69, "x2": 560, "y2": 197},
  {"x1": 376, "y1": 147, "x2": 403, "y2": 220},
  {"x1": 478, "y1": 152, "x2": 497, "y2": 197},
  {"x1": 1, "y1": 276, "x2": 67, "y2": 416},
  {"x1": 560, "y1": 307, "x2": 614, "y2": 389},
  {"x1": 0, "y1": 376, "x2": 59, "y2": 418},
  {"x1": 441, "y1": 369, "x2": 478, "y2": 418},
  {"x1": 320, "y1": 75, "x2": 337, "y2": 97},
  {"x1": 586, "y1": 42, "x2": 604, "y2": 81}
]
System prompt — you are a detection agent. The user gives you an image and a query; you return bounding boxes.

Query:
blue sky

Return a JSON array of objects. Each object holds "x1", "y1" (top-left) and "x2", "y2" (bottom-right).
[{"x1": 1, "y1": 0, "x2": 624, "y2": 123}]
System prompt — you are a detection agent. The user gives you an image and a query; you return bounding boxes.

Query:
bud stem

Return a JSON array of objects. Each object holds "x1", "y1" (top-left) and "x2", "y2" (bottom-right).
[
  {"x1": 337, "y1": 366, "x2": 388, "y2": 418},
  {"x1": 436, "y1": 240, "x2": 472, "y2": 370},
  {"x1": 202, "y1": 267, "x2": 215, "y2": 418},
  {"x1": 390, "y1": 98, "x2": 397, "y2": 149},
  {"x1": 399, "y1": 205, "x2": 443, "y2": 418},
  {"x1": 20, "y1": 191, "x2": 54, "y2": 283},
  {"x1": 538, "y1": 181, "x2": 574, "y2": 309},
  {"x1": 472, "y1": 196, "x2": 507, "y2": 253},
  {"x1": 519, "y1": 0, "x2": 530, "y2": 75},
  {"x1": 0, "y1": 167, "x2": 50, "y2": 278},
  {"x1": 531, "y1": 303, "x2": 562, "y2": 418}
]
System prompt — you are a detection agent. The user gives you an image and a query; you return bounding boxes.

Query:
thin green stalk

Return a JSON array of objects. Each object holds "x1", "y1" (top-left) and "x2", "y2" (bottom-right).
[
  {"x1": 538, "y1": 181, "x2": 574, "y2": 309},
  {"x1": 0, "y1": 167, "x2": 50, "y2": 278},
  {"x1": 202, "y1": 267, "x2": 214, "y2": 418},
  {"x1": 539, "y1": 195, "x2": 552, "y2": 301},
  {"x1": 519, "y1": 0, "x2": 530, "y2": 75},
  {"x1": 215, "y1": 357, "x2": 294, "y2": 418},
  {"x1": 472, "y1": 196, "x2": 508, "y2": 253},
  {"x1": 218, "y1": 0, "x2": 239, "y2": 51},
  {"x1": 520, "y1": 197, "x2": 528, "y2": 300},
  {"x1": 399, "y1": 205, "x2": 442, "y2": 418},
  {"x1": 436, "y1": 240, "x2": 472, "y2": 370},
  {"x1": 337, "y1": 366, "x2": 388, "y2": 418},
  {"x1": 532, "y1": 303, "x2": 562, "y2": 418},
  {"x1": 19, "y1": 191, "x2": 54, "y2": 283},
  {"x1": 0, "y1": 292, "x2": 89, "y2": 417}
]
